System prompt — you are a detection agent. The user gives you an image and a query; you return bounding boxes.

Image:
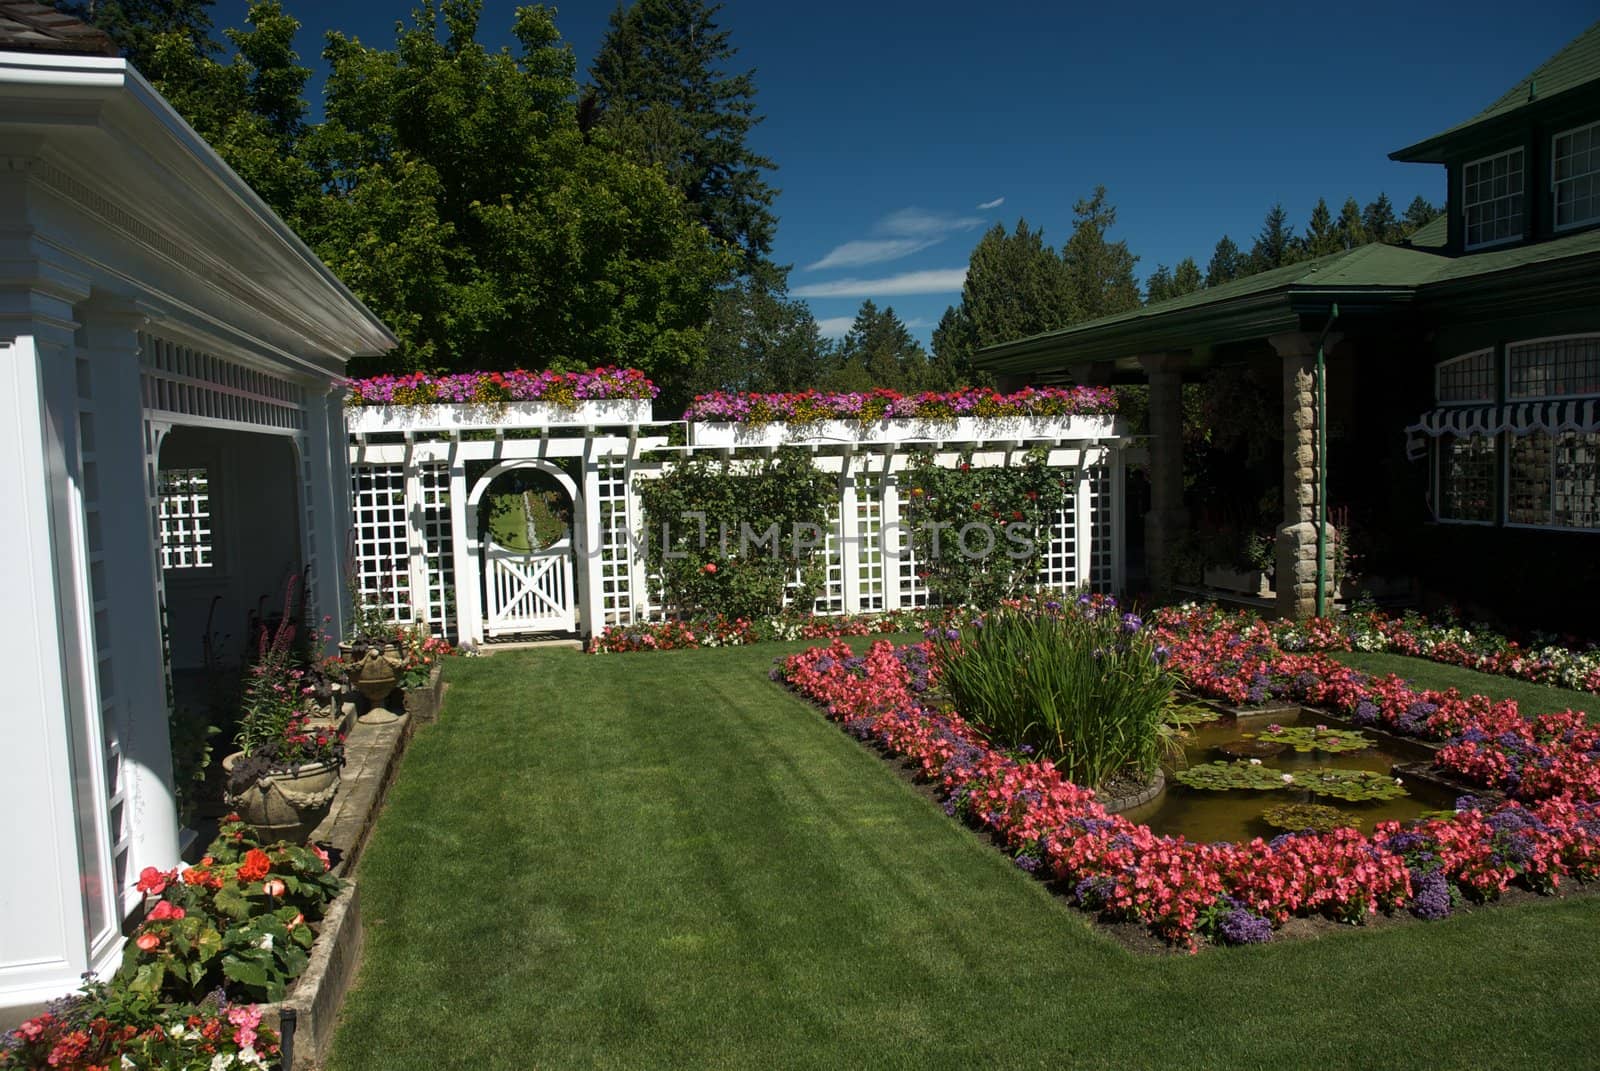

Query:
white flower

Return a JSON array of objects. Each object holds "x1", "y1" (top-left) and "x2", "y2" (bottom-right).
[
  {"x1": 211, "y1": 1055, "x2": 232, "y2": 1071},
  {"x1": 1249, "y1": 758, "x2": 1262, "y2": 766},
  {"x1": 257, "y1": 933, "x2": 273, "y2": 950},
  {"x1": 1395, "y1": 777, "x2": 1404, "y2": 785},
  {"x1": 1281, "y1": 774, "x2": 1294, "y2": 784},
  {"x1": 122, "y1": 1056, "x2": 137, "y2": 1070}
]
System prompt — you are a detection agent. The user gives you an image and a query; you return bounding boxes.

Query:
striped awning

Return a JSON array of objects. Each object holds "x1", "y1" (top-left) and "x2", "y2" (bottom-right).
[{"x1": 1404, "y1": 399, "x2": 1600, "y2": 460}]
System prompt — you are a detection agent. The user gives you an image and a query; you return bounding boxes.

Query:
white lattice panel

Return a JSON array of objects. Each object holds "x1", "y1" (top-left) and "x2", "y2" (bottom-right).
[
  {"x1": 418, "y1": 465, "x2": 454, "y2": 632},
  {"x1": 597, "y1": 460, "x2": 634, "y2": 626},
  {"x1": 157, "y1": 468, "x2": 213, "y2": 570},
  {"x1": 1089, "y1": 463, "x2": 1113, "y2": 593},
  {"x1": 811, "y1": 502, "x2": 844, "y2": 614},
  {"x1": 854, "y1": 474, "x2": 885, "y2": 612},
  {"x1": 350, "y1": 464, "x2": 411, "y2": 619},
  {"x1": 139, "y1": 333, "x2": 305, "y2": 432},
  {"x1": 1036, "y1": 488, "x2": 1078, "y2": 592}
]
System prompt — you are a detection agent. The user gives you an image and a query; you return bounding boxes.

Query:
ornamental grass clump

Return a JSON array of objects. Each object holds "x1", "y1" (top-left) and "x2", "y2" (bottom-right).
[{"x1": 932, "y1": 599, "x2": 1174, "y2": 789}]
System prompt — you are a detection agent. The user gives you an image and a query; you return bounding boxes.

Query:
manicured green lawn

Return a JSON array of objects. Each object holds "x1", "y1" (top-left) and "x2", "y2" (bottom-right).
[
  {"x1": 1329, "y1": 650, "x2": 1595, "y2": 717},
  {"x1": 329, "y1": 639, "x2": 1600, "y2": 1071}
]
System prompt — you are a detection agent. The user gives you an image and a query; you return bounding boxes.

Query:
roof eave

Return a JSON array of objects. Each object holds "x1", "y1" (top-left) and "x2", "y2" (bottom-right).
[{"x1": 975, "y1": 287, "x2": 1414, "y2": 374}]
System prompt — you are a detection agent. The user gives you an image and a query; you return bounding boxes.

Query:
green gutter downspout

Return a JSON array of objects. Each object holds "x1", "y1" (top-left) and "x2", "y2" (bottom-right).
[{"x1": 1315, "y1": 304, "x2": 1340, "y2": 618}]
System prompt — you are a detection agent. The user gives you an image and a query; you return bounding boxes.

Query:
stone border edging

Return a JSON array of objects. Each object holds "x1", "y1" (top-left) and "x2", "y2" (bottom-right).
[
  {"x1": 1099, "y1": 770, "x2": 1166, "y2": 813},
  {"x1": 259, "y1": 881, "x2": 362, "y2": 1071}
]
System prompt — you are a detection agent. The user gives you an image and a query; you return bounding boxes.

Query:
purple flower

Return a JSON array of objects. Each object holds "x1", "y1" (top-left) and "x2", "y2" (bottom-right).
[
  {"x1": 1409, "y1": 867, "x2": 1452, "y2": 920},
  {"x1": 1217, "y1": 904, "x2": 1273, "y2": 945}
]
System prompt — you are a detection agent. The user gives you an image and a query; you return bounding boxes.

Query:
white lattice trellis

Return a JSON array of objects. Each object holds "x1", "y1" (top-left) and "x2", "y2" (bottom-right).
[
  {"x1": 157, "y1": 468, "x2": 213, "y2": 570},
  {"x1": 418, "y1": 464, "x2": 454, "y2": 632},
  {"x1": 1037, "y1": 490, "x2": 1079, "y2": 591},
  {"x1": 1089, "y1": 463, "x2": 1114, "y2": 593},
  {"x1": 596, "y1": 460, "x2": 635, "y2": 626},
  {"x1": 854, "y1": 473, "x2": 886, "y2": 612},
  {"x1": 349, "y1": 463, "x2": 412, "y2": 620},
  {"x1": 812, "y1": 500, "x2": 844, "y2": 613}
]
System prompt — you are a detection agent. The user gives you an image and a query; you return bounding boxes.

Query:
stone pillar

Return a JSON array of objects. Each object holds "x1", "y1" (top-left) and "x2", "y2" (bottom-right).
[
  {"x1": 1138, "y1": 352, "x2": 1188, "y2": 596},
  {"x1": 1269, "y1": 332, "x2": 1341, "y2": 619}
]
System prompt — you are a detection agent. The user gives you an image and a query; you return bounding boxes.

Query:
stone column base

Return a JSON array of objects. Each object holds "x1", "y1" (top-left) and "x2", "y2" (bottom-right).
[{"x1": 1275, "y1": 521, "x2": 1337, "y2": 619}]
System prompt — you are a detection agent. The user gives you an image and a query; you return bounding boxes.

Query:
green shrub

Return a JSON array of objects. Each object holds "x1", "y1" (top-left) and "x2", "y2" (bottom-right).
[{"x1": 933, "y1": 601, "x2": 1174, "y2": 788}]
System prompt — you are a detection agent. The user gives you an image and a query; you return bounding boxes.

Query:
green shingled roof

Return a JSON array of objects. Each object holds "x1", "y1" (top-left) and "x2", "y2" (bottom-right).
[
  {"x1": 975, "y1": 226, "x2": 1600, "y2": 373},
  {"x1": 1391, "y1": 20, "x2": 1600, "y2": 161}
]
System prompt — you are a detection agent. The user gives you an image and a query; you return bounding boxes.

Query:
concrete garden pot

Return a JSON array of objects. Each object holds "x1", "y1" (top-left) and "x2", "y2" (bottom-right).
[{"x1": 223, "y1": 752, "x2": 341, "y2": 844}]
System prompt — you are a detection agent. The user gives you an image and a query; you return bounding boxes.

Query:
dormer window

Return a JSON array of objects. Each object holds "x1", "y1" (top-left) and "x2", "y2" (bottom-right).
[
  {"x1": 1462, "y1": 147, "x2": 1524, "y2": 248},
  {"x1": 1553, "y1": 121, "x2": 1599, "y2": 230}
]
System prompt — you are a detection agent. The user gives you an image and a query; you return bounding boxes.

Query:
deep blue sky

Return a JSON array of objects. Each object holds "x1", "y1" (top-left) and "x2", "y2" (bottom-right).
[{"x1": 218, "y1": 1, "x2": 1596, "y2": 344}]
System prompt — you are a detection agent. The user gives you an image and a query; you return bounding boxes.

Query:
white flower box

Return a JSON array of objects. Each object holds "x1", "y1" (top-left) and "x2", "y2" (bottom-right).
[
  {"x1": 688, "y1": 414, "x2": 1117, "y2": 448},
  {"x1": 345, "y1": 398, "x2": 654, "y2": 434}
]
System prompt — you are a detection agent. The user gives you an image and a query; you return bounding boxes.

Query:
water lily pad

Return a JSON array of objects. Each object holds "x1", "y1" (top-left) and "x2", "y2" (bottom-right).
[
  {"x1": 1294, "y1": 768, "x2": 1410, "y2": 802},
  {"x1": 1261, "y1": 803, "x2": 1357, "y2": 833},
  {"x1": 1253, "y1": 725, "x2": 1373, "y2": 754},
  {"x1": 1217, "y1": 738, "x2": 1288, "y2": 759},
  {"x1": 1174, "y1": 760, "x2": 1298, "y2": 792}
]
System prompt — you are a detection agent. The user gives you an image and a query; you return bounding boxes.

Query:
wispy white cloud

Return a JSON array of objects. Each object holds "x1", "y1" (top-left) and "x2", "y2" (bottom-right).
[
  {"x1": 792, "y1": 269, "x2": 968, "y2": 300},
  {"x1": 878, "y1": 207, "x2": 984, "y2": 238},
  {"x1": 807, "y1": 238, "x2": 941, "y2": 271},
  {"x1": 976, "y1": 196, "x2": 1005, "y2": 210},
  {"x1": 815, "y1": 316, "x2": 855, "y2": 339},
  {"x1": 805, "y1": 207, "x2": 985, "y2": 273}
]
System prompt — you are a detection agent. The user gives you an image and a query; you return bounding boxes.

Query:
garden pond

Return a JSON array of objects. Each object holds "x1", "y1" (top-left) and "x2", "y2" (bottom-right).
[{"x1": 1122, "y1": 705, "x2": 1456, "y2": 843}]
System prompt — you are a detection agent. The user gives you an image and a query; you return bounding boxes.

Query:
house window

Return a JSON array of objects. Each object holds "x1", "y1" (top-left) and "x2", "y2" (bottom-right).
[
  {"x1": 1462, "y1": 148, "x2": 1524, "y2": 248},
  {"x1": 1508, "y1": 431, "x2": 1600, "y2": 530},
  {"x1": 1507, "y1": 335, "x2": 1600, "y2": 399},
  {"x1": 1435, "y1": 349, "x2": 1494, "y2": 403},
  {"x1": 158, "y1": 468, "x2": 214, "y2": 569},
  {"x1": 1437, "y1": 434, "x2": 1497, "y2": 522},
  {"x1": 1553, "y1": 121, "x2": 1600, "y2": 230}
]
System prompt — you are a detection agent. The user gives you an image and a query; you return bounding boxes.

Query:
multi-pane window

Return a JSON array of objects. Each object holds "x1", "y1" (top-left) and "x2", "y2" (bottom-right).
[
  {"x1": 1554, "y1": 121, "x2": 1600, "y2": 230},
  {"x1": 1509, "y1": 431, "x2": 1600, "y2": 530},
  {"x1": 158, "y1": 468, "x2": 214, "y2": 569},
  {"x1": 1463, "y1": 148, "x2": 1524, "y2": 248},
  {"x1": 1435, "y1": 349, "x2": 1494, "y2": 403},
  {"x1": 1437, "y1": 435, "x2": 1496, "y2": 522},
  {"x1": 1507, "y1": 335, "x2": 1600, "y2": 399}
]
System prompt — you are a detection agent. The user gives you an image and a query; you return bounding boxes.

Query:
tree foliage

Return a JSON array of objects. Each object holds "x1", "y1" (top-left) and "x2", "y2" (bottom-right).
[
  {"x1": 828, "y1": 301, "x2": 932, "y2": 392},
  {"x1": 1061, "y1": 186, "x2": 1141, "y2": 320},
  {"x1": 587, "y1": 0, "x2": 778, "y2": 275}
]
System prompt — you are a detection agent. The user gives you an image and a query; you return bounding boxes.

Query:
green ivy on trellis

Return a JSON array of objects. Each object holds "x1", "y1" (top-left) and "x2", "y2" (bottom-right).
[
  {"x1": 637, "y1": 449, "x2": 834, "y2": 620},
  {"x1": 899, "y1": 447, "x2": 1070, "y2": 607}
]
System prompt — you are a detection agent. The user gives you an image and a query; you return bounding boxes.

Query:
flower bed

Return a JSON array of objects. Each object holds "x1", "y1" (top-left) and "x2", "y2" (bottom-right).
[
  {"x1": 2, "y1": 819, "x2": 345, "y2": 1070},
  {"x1": 776, "y1": 608, "x2": 1600, "y2": 948},
  {"x1": 587, "y1": 607, "x2": 965, "y2": 653},
  {"x1": 1268, "y1": 609, "x2": 1600, "y2": 696},
  {"x1": 682, "y1": 385, "x2": 1116, "y2": 425},
  {"x1": 344, "y1": 366, "x2": 658, "y2": 407}
]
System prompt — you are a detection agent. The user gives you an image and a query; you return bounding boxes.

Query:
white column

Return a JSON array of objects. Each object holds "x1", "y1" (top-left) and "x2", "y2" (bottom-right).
[
  {"x1": 1074, "y1": 461, "x2": 1094, "y2": 591},
  {"x1": 447, "y1": 441, "x2": 482, "y2": 646},
  {"x1": 0, "y1": 331, "x2": 103, "y2": 1007},
  {"x1": 324, "y1": 391, "x2": 353, "y2": 642},
  {"x1": 77, "y1": 298, "x2": 180, "y2": 885},
  {"x1": 402, "y1": 439, "x2": 429, "y2": 622}
]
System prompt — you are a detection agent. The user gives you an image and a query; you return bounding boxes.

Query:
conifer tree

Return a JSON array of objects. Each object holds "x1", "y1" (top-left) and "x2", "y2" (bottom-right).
[
  {"x1": 1205, "y1": 235, "x2": 1245, "y2": 287},
  {"x1": 1336, "y1": 197, "x2": 1368, "y2": 250},
  {"x1": 1303, "y1": 197, "x2": 1341, "y2": 258},
  {"x1": 1061, "y1": 186, "x2": 1141, "y2": 321},
  {"x1": 1363, "y1": 193, "x2": 1400, "y2": 245},
  {"x1": 588, "y1": 0, "x2": 778, "y2": 274},
  {"x1": 1401, "y1": 195, "x2": 1441, "y2": 237},
  {"x1": 1249, "y1": 202, "x2": 1296, "y2": 271}
]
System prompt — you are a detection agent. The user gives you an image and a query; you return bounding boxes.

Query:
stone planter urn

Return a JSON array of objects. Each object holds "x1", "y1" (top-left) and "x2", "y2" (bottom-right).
[
  {"x1": 223, "y1": 752, "x2": 340, "y2": 843},
  {"x1": 346, "y1": 643, "x2": 406, "y2": 724}
]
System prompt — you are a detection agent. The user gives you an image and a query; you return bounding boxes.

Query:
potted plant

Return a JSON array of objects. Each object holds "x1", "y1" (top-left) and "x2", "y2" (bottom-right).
[{"x1": 224, "y1": 601, "x2": 344, "y2": 843}]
